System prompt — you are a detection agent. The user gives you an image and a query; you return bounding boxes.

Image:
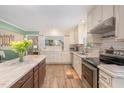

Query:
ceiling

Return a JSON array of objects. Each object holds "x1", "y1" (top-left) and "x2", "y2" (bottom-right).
[{"x1": 0, "y1": 5, "x2": 92, "y2": 32}]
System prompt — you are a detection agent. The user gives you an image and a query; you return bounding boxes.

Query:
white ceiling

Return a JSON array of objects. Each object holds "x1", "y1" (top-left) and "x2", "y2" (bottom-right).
[{"x1": 0, "y1": 5, "x2": 92, "y2": 32}]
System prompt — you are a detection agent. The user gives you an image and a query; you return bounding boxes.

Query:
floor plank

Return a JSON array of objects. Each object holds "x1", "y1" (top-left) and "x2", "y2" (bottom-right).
[{"x1": 41, "y1": 64, "x2": 83, "y2": 88}]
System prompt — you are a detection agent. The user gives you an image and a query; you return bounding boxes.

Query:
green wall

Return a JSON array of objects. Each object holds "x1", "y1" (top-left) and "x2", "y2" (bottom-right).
[
  {"x1": 0, "y1": 21, "x2": 25, "y2": 35},
  {"x1": 25, "y1": 31, "x2": 39, "y2": 35},
  {"x1": 0, "y1": 20, "x2": 39, "y2": 35}
]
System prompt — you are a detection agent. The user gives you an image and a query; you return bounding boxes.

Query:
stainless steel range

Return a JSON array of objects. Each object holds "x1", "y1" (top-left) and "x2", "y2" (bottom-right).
[
  {"x1": 81, "y1": 50, "x2": 124, "y2": 88},
  {"x1": 82, "y1": 57, "x2": 100, "y2": 88}
]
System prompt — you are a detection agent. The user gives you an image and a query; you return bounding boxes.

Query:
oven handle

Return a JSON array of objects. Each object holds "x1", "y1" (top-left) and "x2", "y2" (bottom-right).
[{"x1": 82, "y1": 60, "x2": 97, "y2": 71}]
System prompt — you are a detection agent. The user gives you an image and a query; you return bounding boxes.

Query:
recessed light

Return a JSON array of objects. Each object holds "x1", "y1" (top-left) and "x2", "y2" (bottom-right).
[{"x1": 81, "y1": 20, "x2": 85, "y2": 23}]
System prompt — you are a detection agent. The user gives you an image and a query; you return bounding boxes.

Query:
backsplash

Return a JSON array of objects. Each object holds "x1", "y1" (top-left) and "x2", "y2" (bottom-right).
[{"x1": 100, "y1": 37, "x2": 124, "y2": 50}]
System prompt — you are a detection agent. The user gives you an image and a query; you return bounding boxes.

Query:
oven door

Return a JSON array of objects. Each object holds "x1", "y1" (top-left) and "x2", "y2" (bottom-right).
[{"x1": 82, "y1": 59, "x2": 98, "y2": 88}]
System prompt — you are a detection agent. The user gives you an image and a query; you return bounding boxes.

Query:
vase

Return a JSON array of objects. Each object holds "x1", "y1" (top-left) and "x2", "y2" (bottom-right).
[{"x1": 19, "y1": 52, "x2": 24, "y2": 62}]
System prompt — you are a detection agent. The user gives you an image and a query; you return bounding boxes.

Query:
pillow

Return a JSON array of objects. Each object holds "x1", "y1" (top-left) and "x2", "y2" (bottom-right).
[{"x1": 3, "y1": 50, "x2": 19, "y2": 60}]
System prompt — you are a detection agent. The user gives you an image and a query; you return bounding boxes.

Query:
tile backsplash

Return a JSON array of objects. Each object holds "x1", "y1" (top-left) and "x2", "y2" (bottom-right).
[{"x1": 100, "y1": 37, "x2": 124, "y2": 50}]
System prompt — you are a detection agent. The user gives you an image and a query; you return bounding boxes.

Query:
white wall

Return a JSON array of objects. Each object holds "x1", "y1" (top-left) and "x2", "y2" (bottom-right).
[{"x1": 100, "y1": 37, "x2": 124, "y2": 50}]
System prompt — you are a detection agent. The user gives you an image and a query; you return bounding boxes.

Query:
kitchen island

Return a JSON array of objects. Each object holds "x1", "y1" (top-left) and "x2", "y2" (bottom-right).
[{"x1": 0, "y1": 55, "x2": 46, "y2": 88}]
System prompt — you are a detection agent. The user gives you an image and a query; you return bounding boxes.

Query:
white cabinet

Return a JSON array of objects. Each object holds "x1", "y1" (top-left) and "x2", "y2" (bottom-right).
[
  {"x1": 69, "y1": 30, "x2": 75, "y2": 44},
  {"x1": 102, "y1": 5, "x2": 114, "y2": 21},
  {"x1": 64, "y1": 36, "x2": 70, "y2": 51},
  {"x1": 42, "y1": 51, "x2": 70, "y2": 64},
  {"x1": 99, "y1": 69, "x2": 124, "y2": 88},
  {"x1": 87, "y1": 11, "x2": 93, "y2": 32},
  {"x1": 87, "y1": 6, "x2": 102, "y2": 44},
  {"x1": 74, "y1": 26, "x2": 79, "y2": 44},
  {"x1": 69, "y1": 23, "x2": 86, "y2": 44},
  {"x1": 115, "y1": 5, "x2": 124, "y2": 41},
  {"x1": 92, "y1": 6, "x2": 102, "y2": 27},
  {"x1": 72, "y1": 54, "x2": 82, "y2": 79}
]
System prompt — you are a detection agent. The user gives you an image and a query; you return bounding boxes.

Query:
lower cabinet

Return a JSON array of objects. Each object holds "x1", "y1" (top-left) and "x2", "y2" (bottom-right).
[
  {"x1": 10, "y1": 59, "x2": 46, "y2": 88},
  {"x1": 33, "y1": 65, "x2": 39, "y2": 88},
  {"x1": 99, "y1": 69, "x2": 124, "y2": 88},
  {"x1": 42, "y1": 51, "x2": 70, "y2": 64},
  {"x1": 72, "y1": 54, "x2": 82, "y2": 79},
  {"x1": 39, "y1": 60, "x2": 46, "y2": 87},
  {"x1": 21, "y1": 76, "x2": 33, "y2": 88}
]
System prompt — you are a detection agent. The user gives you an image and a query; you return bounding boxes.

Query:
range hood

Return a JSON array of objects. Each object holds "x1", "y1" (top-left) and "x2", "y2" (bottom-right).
[{"x1": 90, "y1": 17, "x2": 115, "y2": 34}]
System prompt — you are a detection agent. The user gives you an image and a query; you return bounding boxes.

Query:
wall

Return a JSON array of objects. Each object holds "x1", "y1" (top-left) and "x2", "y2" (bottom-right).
[
  {"x1": 0, "y1": 20, "x2": 26, "y2": 49},
  {"x1": 0, "y1": 20, "x2": 25, "y2": 35},
  {"x1": 0, "y1": 20, "x2": 41, "y2": 50},
  {"x1": 0, "y1": 29, "x2": 24, "y2": 49},
  {"x1": 100, "y1": 37, "x2": 124, "y2": 50}
]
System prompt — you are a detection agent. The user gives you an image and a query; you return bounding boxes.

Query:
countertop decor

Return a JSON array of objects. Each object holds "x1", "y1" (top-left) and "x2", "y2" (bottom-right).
[{"x1": 10, "y1": 40, "x2": 32, "y2": 62}]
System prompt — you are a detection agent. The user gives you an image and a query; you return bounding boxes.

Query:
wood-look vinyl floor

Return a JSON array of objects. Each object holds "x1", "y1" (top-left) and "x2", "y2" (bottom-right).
[{"x1": 41, "y1": 64, "x2": 83, "y2": 88}]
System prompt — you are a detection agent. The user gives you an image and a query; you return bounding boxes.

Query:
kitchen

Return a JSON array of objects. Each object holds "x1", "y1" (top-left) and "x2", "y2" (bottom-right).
[{"x1": 0, "y1": 5, "x2": 124, "y2": 88}]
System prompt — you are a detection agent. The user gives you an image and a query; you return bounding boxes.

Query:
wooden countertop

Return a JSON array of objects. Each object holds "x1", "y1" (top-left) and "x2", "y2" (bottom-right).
[{"x1": 0, "y1": 55, "x2": 46, "y2": 88}]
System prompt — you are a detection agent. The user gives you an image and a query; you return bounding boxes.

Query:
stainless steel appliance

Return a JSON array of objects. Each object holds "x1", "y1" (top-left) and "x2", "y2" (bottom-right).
[
  {"x1": 81, "y1": 50, "x2": 124, "y2": 88},
  {"x1": 82, "y1": 57, "x2": 100, "y2": 88},
  {"x1": 90, "y1": 17, "x2": 115, "y2": 34}
]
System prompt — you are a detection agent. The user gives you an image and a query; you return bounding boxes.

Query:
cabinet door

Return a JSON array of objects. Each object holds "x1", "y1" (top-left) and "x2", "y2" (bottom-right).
[
  {"x1": 39, "y1": 60, "x2": 46, "y2": 87},
  {"x1": 102, "y1": 5, "x2": 114, "y2": 21},
  {"x1": 74, "y1": 26, "x2": 79, "y2": 44},
  {"x1": 76, "y1": 57, "x2": 82, "y2": 79},
  {"x1": 87, "y1": 11, "x2": 93, "y2": 32},
  {"x1": 61, "y1": 52, "x2": 70, "y2": 63},
  {"x1": 115, "y1": 5, "x2": 124, "y2": 40},
  {"x1": 92, "y1": 6, "x2": 102, "y2": 27},
  {"x1": 34, "y1": 66, "x2": 39, "y2": 88},
  {"x1": 69, "y1": 30, "x2": 75, "y2": 44},
  {"x1": 21, "y1": 76, "x2": 33, "y2": 88},
  {"x1": 73, "y1": 55, "x2": 82, "y2": 79}
]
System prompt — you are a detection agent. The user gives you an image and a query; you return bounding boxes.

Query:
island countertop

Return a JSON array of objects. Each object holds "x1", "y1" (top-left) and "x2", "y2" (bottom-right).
[{"x1": 0, "y1": 55, "x2": 46, "y2": 88}]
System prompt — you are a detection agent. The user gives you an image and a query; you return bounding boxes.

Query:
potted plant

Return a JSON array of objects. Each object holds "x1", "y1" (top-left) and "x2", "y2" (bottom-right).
[{"x1": 10, "y1": 40, "x2": 32, "y2": 62}]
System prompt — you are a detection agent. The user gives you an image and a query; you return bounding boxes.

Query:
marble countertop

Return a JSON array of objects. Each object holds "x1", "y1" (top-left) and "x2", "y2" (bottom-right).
[
  {"x1": 70, "y1": 51, "x2": 99, "y2": 58},
  {"x1": 70, "y1": 51, "x2": 86, "y2": 58},
  {"x1": 98, "y1": 64, "x2": 124, "y2": 78},
  {"x1": 0, "y1": 55, "x2": 46, "y2": 88},
  {"x1": 71, "y1": 51, "x2": 124, "y2": 78}
]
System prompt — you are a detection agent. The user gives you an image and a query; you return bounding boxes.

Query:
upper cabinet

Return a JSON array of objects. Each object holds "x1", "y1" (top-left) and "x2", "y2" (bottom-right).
[
  {"x1": 87, "y1": 11, "x2": 93, "y2": 32},
  {"x1": 115, "y1": 5, "x2": 124, "y2": 41},
  {"x1": 69, "y1": 23, "x2": 87, "y2": 44},
  {"x1": 88, "y1": 5, "x2": 114, "y2": 31},
  {"x1": 102, "y1": 5, "x2": 114, "y2": 21},
  {"x1": 92, "y1": 6, "x2": 102, "y2": 27},
  {"x1": 87, "y1": 5, "x2": 116, "y2": 43}
]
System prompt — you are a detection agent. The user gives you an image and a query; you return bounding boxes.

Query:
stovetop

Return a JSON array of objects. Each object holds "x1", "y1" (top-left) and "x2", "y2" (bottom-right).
[
  {"x1": 83, "y1": 57, "x2": 101, "y2": 67},
  {"x1": 83, "y1": 53, "x2": 124, "y2": 67}
]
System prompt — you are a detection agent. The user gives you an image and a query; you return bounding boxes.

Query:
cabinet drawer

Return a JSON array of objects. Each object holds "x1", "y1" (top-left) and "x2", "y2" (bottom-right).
[
  {"x1": 99, "y1": 70, "x2": 112, "y2": 86},
  {"x1": 11, "y1": 70, "x2": 33, "y2": 88},
  {"x1": 99, "y1": 79, "x2": 110, "y2": 88}
]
